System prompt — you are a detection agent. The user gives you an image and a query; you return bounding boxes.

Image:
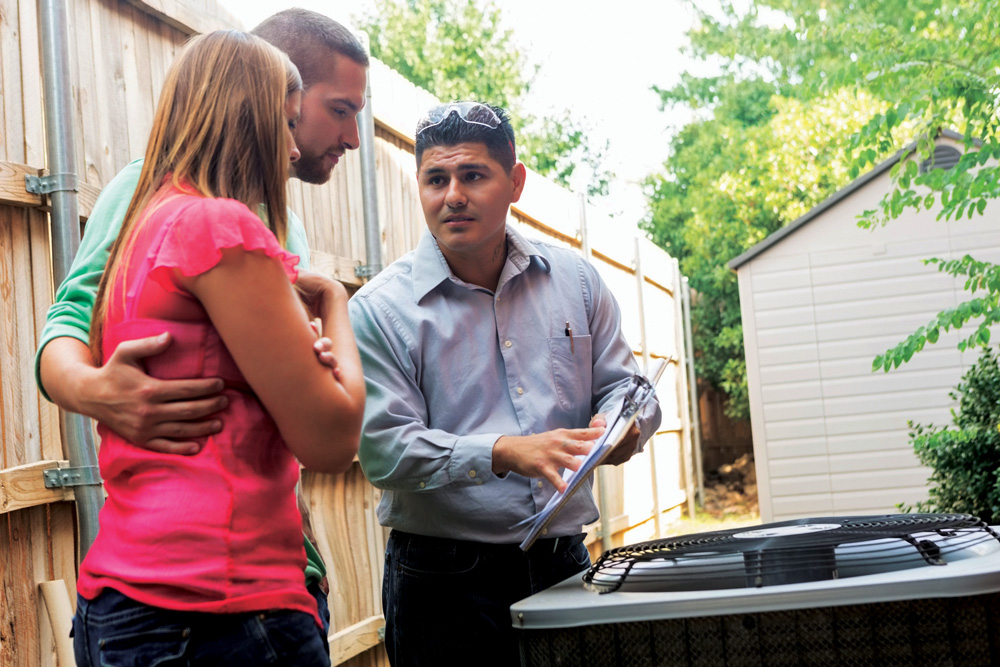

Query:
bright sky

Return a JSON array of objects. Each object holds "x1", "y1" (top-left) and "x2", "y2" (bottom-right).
[{"x1": 217, "y1": 0, "x2": 702, "y2": 225}]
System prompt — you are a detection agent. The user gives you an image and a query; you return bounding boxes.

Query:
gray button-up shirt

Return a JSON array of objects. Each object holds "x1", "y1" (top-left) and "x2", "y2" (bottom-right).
[{"x1": 350, "y1": 225, "x2": 661, "y2": 543}]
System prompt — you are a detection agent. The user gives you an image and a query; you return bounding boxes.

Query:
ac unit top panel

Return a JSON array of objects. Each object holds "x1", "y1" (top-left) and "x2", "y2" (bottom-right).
[{"x1": 511, "y1": 530, "x2": 1000, "y2": 630}]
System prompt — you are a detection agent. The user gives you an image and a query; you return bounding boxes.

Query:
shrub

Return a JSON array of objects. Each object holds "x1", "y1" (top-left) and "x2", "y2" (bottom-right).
[{"x1": 900, "y1": 348, "x2": 1000, "y2": 524}]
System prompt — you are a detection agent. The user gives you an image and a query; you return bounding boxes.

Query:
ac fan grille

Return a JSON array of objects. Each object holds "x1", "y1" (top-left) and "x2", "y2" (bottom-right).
[
  {"x1": 519, "y1": 591, "x2": 1000, "y2": 667},
  {"x1": 584, "y1": 513, "x2": 999, "y2": 593}
]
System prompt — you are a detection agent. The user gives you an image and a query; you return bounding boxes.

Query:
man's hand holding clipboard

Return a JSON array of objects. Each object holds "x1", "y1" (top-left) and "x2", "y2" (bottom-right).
[{"x1": 517, "y1": 358, "x2": 668, "y2": 551}]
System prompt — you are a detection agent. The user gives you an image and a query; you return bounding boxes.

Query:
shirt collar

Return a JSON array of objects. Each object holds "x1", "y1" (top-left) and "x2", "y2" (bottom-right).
[{"x1": 412, "y1": 225, "x2": 552, "y2": 302}]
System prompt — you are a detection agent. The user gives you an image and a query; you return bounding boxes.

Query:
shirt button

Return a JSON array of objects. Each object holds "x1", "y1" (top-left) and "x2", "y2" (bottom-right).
[
  {"x1": 542, "y1": 528, "x2": 548, "y2": 536},
  {"x1": 537, "y1": 481, "x2": 543, "y2": 488},
  {"x1": 469, "y1": 470, "x2": 477, "y2": 478},
  {"x1": 517, "y1": 387, "x2": 524, "y2": 395},
  {"x1": 419, "y1": 481, "x2": 426, "y2": 488},
  {"x1": 504, "y1": 340, "x2": 512, "y2": 348}
]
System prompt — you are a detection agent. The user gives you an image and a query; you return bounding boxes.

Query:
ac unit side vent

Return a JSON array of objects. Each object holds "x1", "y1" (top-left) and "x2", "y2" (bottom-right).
[{"x1": 520, "y1": 591, "x2": 1000, "y2": 667}]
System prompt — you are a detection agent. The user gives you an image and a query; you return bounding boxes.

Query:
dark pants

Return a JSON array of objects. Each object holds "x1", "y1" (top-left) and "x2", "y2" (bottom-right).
[
  {"x1": 308, "y1": 580, "x2": 331, "y2": 656},
  {"x1": 72, "y1": 588, "x2": 331, "y2": 667},
  {"x1": 382, "y1": 530, "x2": 590, "y2": 667}
]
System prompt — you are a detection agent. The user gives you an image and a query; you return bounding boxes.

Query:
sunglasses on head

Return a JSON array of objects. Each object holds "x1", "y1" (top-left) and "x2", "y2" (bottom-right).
[
  {"x1": 416, "y1": 102, "x2": 502, "y2": 134},
  {"x1": 416, "y1": 102, "x2": 516, "y2": 161}
]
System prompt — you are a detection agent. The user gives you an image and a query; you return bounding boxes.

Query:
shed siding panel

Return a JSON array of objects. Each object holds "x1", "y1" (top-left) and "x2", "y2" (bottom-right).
[
  {"x1": 772, "y1": 494, "x2": 834, "y2": 517},
  {"x1": 761, "y1": 381, "x2": 824, "y2": 403},
  {"x1": 738, "y1": 145, "x2": 1000, "y2": 522},
  {"x1": 768, "y1": 437, "x2": 830, "y2": 459}
]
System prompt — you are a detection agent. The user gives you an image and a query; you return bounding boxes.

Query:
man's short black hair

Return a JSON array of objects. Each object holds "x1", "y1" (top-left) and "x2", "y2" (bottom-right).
[{"x1": 415, "y1": 102, "x2": 517, "y2": 172}]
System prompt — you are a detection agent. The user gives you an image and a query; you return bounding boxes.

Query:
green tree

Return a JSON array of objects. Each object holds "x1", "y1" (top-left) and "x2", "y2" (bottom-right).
[
  {"x1": 642, "y1": 0, "x2": 1000, "y2": 417},
  {"x1": 356, "y1": 0, "x2": 612, "y2": 197},
  {"x1": 642, "y1": 77, "x2": 887, "y2": 418}
]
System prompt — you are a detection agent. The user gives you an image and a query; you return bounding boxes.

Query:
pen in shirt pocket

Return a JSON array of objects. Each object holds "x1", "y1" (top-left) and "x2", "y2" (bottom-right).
[{"x1": 564, "y1": 321, "x2": 574, "y2": 353}]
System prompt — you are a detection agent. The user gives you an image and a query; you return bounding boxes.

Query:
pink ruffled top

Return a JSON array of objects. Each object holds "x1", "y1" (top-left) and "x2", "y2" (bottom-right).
[{"x1": 77, "y1": 185, "x2": 319, "y2": 625}]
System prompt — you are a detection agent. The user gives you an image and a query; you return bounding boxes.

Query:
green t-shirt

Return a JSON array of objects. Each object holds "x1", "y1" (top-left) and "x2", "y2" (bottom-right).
[{"x1": 34, "y1": 158, "x2": 326, "y2": 587}]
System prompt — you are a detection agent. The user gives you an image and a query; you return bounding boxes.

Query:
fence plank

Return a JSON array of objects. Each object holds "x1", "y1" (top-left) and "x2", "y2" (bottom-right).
[
  {"x1": 28, "y1": 208, "x2": 61, "y2": 463},
  {"x1": 11, "y1": 209, "x2": 41, "y2": 464},
  {"x1": 99, "y1": 0, "x2": 131, "y2": 175},
  {"x1": 329, "y1": 615, "x2": 384, "y2": 665},
  {"x1": 1, "y1": 207, "x2": 22, "y2": 469},
  {"x1": 29, "y1": 510, "x2": 54, "y2": 667},
  {"x1": 310, "y1": 250, "x2": 362, "y2": 288},
  {"x1": 17, "y1": 0, "x2": 43, "y2": 168},
  {"x1": 0, "y1": 162, "x2": 42, "y2": 209},
  {"x1": 75, "y1": 0, "x2": 103, "y2": 186},
  {"x1": 0, "y1": 0, "x2": 24, "y2": 163},
  {"x1": 121, "y1": 2, "x2": 155, "y2": 162},
  {"x1": 1, "y1": 510, "x2": 41, "y2": 666},
  {"x1": 0, "y1": 462, "x2": 73, "y2": 515},
  {"x1": 301, "y1": 464, "x2": 388, "y2": 666},
  {"x1": 124, "y1": 0, "x2": 236, "y2": 36}
]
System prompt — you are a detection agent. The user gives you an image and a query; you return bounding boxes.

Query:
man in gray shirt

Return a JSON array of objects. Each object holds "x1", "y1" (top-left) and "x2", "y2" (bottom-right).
[{"x1": 350, "y1": 102, "x2": 661, "y2": 666}]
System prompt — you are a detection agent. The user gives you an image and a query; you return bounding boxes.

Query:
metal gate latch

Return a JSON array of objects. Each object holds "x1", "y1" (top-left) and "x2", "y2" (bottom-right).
[
  {"x1": 355, "y1": 264, "x2": 380, "y2": 279},
  {"x1": 44, "y1": 466, "x2": 102, "y2": 488},
  {"x1": 25, "y1": 173, "x2": 78, "y2": 195}
]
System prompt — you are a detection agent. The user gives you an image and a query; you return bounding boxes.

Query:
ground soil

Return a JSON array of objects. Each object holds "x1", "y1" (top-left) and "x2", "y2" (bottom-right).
[{"x1": 664, "y1": 453, "x2": 761, "y2": 537}]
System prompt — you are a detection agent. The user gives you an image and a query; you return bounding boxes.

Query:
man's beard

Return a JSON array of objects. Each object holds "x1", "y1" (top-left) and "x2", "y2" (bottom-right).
[{"x1": 292, "y1": 149, "x2": 334, "y2": 185}]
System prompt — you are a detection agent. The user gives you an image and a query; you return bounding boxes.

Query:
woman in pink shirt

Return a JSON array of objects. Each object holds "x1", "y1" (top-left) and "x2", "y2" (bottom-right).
[{"x1": 71, "y1": 30, "x2": 364, "y2": 666}]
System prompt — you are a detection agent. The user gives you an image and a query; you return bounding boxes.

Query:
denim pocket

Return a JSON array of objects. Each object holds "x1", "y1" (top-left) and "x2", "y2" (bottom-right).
[
  {"x1": 566, "y1": 541, "x2": 592, "y2": 569},
  {"x1": 396, "y1": 537, "x2": 481, "y2": 578},
  {"x1": 252, "y1": 611, "x2": 330, "y2": 667},
  {"x1": 75, "y1": 591, "x2": 191, "y2": 667},
  {"x1": 98, "y1": 627, "x2": 190, "y2": 667}
]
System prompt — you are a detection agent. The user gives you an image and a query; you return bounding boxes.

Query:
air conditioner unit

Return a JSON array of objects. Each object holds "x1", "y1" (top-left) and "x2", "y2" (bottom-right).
[{"x1": 511, "y1": 514, "x2": 1000, "y2": 667}]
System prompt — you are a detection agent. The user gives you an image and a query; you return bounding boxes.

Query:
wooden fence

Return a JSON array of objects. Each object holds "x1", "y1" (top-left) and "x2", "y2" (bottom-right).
[{"x1": 0, "y1": 0, "x2": 692, "y2": 664}]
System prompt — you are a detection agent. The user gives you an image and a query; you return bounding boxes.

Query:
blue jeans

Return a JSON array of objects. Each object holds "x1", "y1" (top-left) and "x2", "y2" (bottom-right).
[
  {"x1": 72, "y1": 589, "x2": 331, "y2": 667},
  {"x1": 307, "y1": 580, "x2": 331, "y2": 655},
  {"x1": 382, "y1": 530, "x2": 590, "y2": 667}
]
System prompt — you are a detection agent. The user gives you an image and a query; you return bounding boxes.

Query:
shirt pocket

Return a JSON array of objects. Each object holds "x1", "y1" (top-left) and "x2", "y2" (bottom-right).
[{"x1": 547, "y1": 334, "x2": 593, "y2": 413}]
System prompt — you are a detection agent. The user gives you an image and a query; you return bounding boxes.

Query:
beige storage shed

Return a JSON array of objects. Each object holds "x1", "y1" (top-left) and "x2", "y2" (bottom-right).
[{"x1": 729, "y1": 132, "x2": 1000, "y2": 522}]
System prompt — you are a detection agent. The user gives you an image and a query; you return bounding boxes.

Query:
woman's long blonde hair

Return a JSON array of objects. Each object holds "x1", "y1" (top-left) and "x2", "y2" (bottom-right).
[{"x1": 91, "y1": 30, "x2": 303, "y2": 362}]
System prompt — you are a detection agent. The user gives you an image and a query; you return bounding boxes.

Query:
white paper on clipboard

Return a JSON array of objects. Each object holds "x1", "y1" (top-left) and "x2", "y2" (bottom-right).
[{"x1": 517, "y1": 358, "x2": 667, "y2": 551}]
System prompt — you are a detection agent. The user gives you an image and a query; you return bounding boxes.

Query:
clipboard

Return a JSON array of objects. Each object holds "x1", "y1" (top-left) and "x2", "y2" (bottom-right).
[{"x1": 518, "y1": 358, "x2": 667, "y2": 551}]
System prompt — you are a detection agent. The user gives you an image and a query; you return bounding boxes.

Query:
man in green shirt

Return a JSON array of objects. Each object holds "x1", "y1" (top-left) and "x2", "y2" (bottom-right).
[{"x1": 34, "y1": 8, "x2": 369, "y2": 644}]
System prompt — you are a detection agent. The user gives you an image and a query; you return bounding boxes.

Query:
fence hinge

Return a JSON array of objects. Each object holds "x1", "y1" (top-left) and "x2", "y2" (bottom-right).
[
  {"x1": 354, "y1": 264, "x2": 380, "y2": 279},
  {"x1": 43, "y1": 466, "x2": 102, "y2": 489},
  {"x1": 25, "y1": 173, "x2": 78, "y2": 195}
]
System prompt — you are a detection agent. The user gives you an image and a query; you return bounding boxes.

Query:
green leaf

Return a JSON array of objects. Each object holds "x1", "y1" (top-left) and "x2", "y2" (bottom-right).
[
  {"x1": 886, "y1": 107, "x2": 897, "y2": 129},
  {"x1": 873, "y1": 355, "x2": 884, "y2": 372},
  {"x1": 903, "y1": 344, "x2": 915, "y2": 362}
]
